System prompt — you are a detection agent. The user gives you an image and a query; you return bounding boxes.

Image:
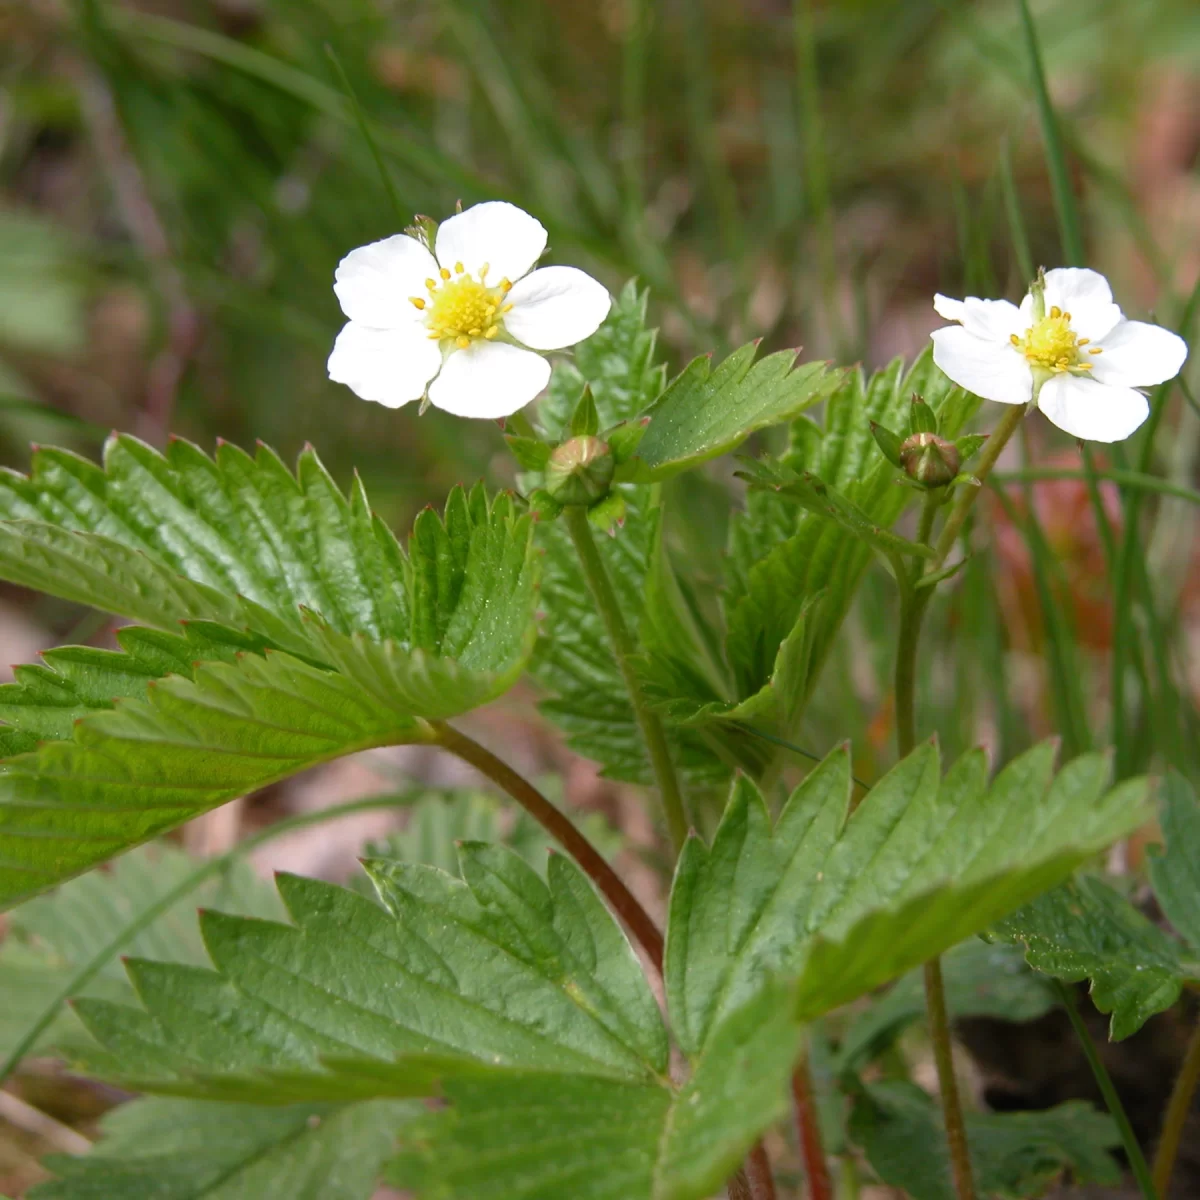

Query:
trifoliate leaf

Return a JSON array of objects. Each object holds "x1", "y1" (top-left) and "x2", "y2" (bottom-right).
[
  {"x1": 850, "y1": 1082, "x2": 1120, "y2": 1199},
  {"x1": 623, "y1": 345, "x2": 837, "y2": 481},
  {"x1": 32, "y1": 1096, "x2": 414, "y2": 1200},
  {"x1": 1147, "y1": 771, "x2": 1200, "y2": 952},
  {"x1": 666, "y1": 741, "x2": 1150, "y2": 1055},
  {"x1": 992, "y1": 875, "x2": 1194, "y2": 1040}
]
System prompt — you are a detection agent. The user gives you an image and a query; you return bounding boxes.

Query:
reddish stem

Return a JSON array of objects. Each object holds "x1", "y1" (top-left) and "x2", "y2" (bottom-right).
[
  {"x1": 792, "y1": 1058, "x2": 833, "y2": 1200},
  {"x1": 433, "y1": 721, "x2": 664, "y2": 973}
]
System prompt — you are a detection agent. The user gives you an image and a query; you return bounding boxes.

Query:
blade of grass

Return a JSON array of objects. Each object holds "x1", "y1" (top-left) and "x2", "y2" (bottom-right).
[
  {"x1": 323, "y1": 43, "x2": 406, "y2": 224},
  {"x1": 997, "y1": 139, "x2": 1034, "y2": 284},
  {"x1": 1016, "y1": 0, "x2": 1084, "y2": 265}
]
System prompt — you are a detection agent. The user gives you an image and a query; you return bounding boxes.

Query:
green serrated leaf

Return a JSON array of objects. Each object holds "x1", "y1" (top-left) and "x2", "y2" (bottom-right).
[
  {"x1": 538, "y1": 281, "x2": 665, "y2": 441},
  {"x1": 993, "y1": 874, "x2": 1192, "y2": 1039},
  {"x1": 625, "y1": 346, "x2": 836, "y2": 481},
  {"x1": 0, "y1": 440, "x2": 536, "y2": 674},
  {"x1": 724, "y1": 348, "x2": 977, "y2": 705},
  {"x1": 32, "y1": 1096, "x2": 414, "y2": 1200},
  {"x1": 385, "y1": 981, "x2": 800, "y2": 1200},
  {"x1": 850, "y1": 1081, "x2": 1120, "y2": 1199},
  {"x1": 71, "y1": 846, "x2": 669, "y2": 1098},
  {"x1": 1147, "y1": 771, "x2": 1200, "y2": 953},
  {"x1": 666, "y1": 741, "x2": 1150, "y2": 1054}
]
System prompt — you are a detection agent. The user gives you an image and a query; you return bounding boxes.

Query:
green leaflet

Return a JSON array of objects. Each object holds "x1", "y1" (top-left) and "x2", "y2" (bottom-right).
[
  {"x1": 724, "y1": 348, "x2": 976, "y2": 702},
  {"x1": 70, "y1": 848, "x2": 669, "y2": 1098},
  {"x1": 665, "y1": 740, "x2": 1150, "y2": 1055},
  {"x1": 387, "y1": 982, "x2": 800, "y2": 1200},
  {"x1": 33, "y1": 1096, "x2": 414, "y2": 1200},
  {"x1": 0, "y1": 438, "x2": 537, "y2": 676},
  {"x1": 850, "y1": 1082, "x2": 1120, "y2": 1199},
  {"x1": 623, "y1": 345, "x2": 837, "y2": 481},
  {"x1": 0, "y1": 642, "x2": 500, "y2": 910},
  {"x1": 1147, "y1": 771, "x2": 1200, "y2": 952},
  {"x1": 538, "y1": 280, "x2": 666, "y2": 440},
  {"x1": 995, "y1": 773, "x2": 1200, "y2": 1039},
  {"x1": 992, "y1": 877, "x2": 1192, "y2": 1040}
]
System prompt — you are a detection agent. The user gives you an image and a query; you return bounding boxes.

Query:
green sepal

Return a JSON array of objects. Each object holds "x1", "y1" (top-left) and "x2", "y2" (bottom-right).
[
  {"x1": 505, "y1": 435, "x2": 551, "y2": 472},
  {"x1": 587, "y1": 491, "x2": 627, "y2": 535},
  {"x1": 403, "y1": 214, "x2": 438, "y2": 252},
  {"x1": 908, "y1": 393, "x2": 938, "y2": 435},
  {"x1": 569, "y1": 386, "x2": 601, "y2": 438},
  {"x1": 526, "y1": 488, "x2": 564, "y2": 521},
  {"x1": 950, "y1": 473, "x2": 982, "y2": 489},
  {"x1": 606, "y1": 417, "x2": 650, "y2": 467},
  {"x1": 869, "y1": 421, "x2": 905, "y2": 468},
  {"x1": 954, "y1": 433, "x2": 988, "y2": 462}
]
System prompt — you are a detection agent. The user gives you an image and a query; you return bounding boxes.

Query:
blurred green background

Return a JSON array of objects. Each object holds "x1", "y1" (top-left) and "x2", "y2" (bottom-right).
[{"x1": 1, "y1": 0, "x2": 1198, "y2": 775}]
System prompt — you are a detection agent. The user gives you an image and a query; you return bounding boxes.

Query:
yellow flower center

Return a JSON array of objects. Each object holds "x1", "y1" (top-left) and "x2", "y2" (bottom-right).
[
  {"x1": 409, "y1": 262, "x2": 513, "y2": 350},
  {"x1": 1010, "y1": 305, "x2": 1102, "y2": 374}
]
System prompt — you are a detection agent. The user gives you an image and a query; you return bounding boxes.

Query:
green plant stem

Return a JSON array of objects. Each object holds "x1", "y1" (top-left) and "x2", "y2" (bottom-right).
[
  {"x1": 891, "y1": 404, "x2": 1028, "y2": 1200},
  {"x1": 924, "y1": 957, "x2": 976, "y2": 1200},
  {"x1": 991, "y1": 467, "x2": 1200, "y2": 508},
  {"x1": 931, "y1": 403, "x2": 1028, "y2": 568},
  {"x1": 0, "y1": 790, "x2": 427, "y2": 1088},
  {"x1": 1056, "y1": 981, "x2": 1157, "y2": 1200},
  {"x1": 792, "y1": 1056, "x2": 833, "y2": 1200},
  {"x1": 1152, "y1": 1012, "x2": 1200, "y2": 1198},
  {"x1": 563, "y1": 504, "x2": 690, "y2": 852},
  {"x1": 433, "y1": 720, "x2": 665, "y2": 973}
]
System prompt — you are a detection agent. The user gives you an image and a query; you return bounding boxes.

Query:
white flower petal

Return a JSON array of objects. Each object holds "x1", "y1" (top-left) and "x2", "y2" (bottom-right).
[
  {"x1": 503, "y1": 266, "x2": 611, "y2": 351},
  {"x1": 1037, "y1": 373, "x2": 1149, "y2": 443},
  {"x1": 333, "y1": 235, "x2": 439, "y2": 328},
  {"x1": 960, "y1": 297, "x2": 1025, "y2": 342},
  {"x1": 434, "y1": 202, "x2": 548, "y2": 284},
  {"x1": 327, "y1": 321, "x2": 442, "y2": 409},
  {"x1": 1090, "y1": 319, "x2": 1188, "y2": 388},
  {"x1": 427, "y1": 341, "x2": 551, "y2": 419},
  {"x1": 931, "y1": 326, "x2": 1033, "y2": 405},
  {"x1": 1042, "y1": 267, "x2": 1122, "y2": 342},
  {"x1": 934, "y1": 294, "x2": 967, "y2": 323}
]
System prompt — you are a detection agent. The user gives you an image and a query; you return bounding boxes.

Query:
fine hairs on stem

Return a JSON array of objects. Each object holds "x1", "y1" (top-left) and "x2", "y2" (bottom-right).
[
  {"x1": 891, "y1": 399, "x2": 1029, "y2": 1200},
  {"x1": 563, "y1": 504, "x2": 691, "y2": 851}
]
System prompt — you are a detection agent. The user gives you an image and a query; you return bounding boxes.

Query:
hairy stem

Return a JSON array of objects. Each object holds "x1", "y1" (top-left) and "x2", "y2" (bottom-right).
[
  {"x1": 432, "y1": 720, "x2": 665, "y2": 973},
  {"x1": 930, "y1": 403, "x2": 1027, "y2": 568},
  {"x1": 924, "y1": 957, "x2": 976, "y2": 1200},
  {"x1": 792, "y1": 1056, "x2": 833, "y2": 1200},
  {"x1": 563, "y1": 504, "x2": 690, "y2": 851},
  {"x1": 1154, "y1": 1014, "x2": 1200, "y2": 1197},
  {"x1": 891, "y1": 404, "x2": 1028, "y2": 1200},
  {"x1": 1057, "y1": 982, "x2": 1157, "y2": 1199}
]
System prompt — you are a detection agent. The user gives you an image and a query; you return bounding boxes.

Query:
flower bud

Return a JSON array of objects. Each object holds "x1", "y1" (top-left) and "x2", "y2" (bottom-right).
[
  {"x1": 545, "y1": 436, "x2": 615, "y2": 505},
  {"x1": 899, "y1": 432, "x2": 960, "y2": 487}
]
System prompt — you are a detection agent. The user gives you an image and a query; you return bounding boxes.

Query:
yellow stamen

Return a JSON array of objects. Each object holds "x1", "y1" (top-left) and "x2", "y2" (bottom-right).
[
  {"x1": 456, "y1": 335, "x2": 471, "y2": 349},
  {"x1": 480, "y1": 262, "x2": 490, "y2": 279},
  {"x1": 484, "y1": 326, "x2": 499, "y2": 338},
  {"x1": 425, "y1": 278, "x2": 437, "y2": 291},
  {"x1": 418, "y1": 265, "x2": 513, "y2": 347},
  {"x1": 1012, "y1": 310, "x2": 1087, "y2": 374},
  {"x1": 410, "y1": 297, "x2": 426, "y2": 310},
  {"x1": 499, "y1": 278, "x2": 512, "y2": 292},
  {"x1": 1089, "y1": 347, "x2": 1103, "y2": 354},
  {"x1": 440, "y1": 267, "x2": 451, "y2": 280},
  {"x1": 1077, "y1": 338, "x2": 1090, "y2": 346},
  {"x1": 454, "y1": 261, "x2": 464, "y2": 274}
]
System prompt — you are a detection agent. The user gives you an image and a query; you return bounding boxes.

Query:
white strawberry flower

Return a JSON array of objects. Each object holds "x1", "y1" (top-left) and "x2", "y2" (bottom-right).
[
  {"x1": 931, "y1": 268, "x2": 1187, "y2": 442},
  {"x1": 328, "y1": 201, "x2": 611, "y2": 419}
]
